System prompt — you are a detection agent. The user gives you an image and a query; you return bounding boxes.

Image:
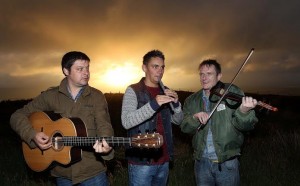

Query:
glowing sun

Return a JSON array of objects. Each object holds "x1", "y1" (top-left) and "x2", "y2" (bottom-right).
[{"x1": 102, "y1": 64, "x2": 141, "y2": 88}]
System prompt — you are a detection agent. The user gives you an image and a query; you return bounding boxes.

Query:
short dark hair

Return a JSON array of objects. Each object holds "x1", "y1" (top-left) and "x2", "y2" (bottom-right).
[
  {"x1": 198, "y1": 59, "x2": 221, "y2": 74},
  {"x1": 143, "y1": 50, "x2": 165, "y2": 65},
  {"x1": 61, "y1": 51, "x2": 90, "y2": 75}
]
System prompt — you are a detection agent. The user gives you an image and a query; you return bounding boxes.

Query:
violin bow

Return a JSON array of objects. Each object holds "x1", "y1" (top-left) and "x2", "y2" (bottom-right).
[{"x1": 197, "y1": 48, "x2": 255, "y2": 131}]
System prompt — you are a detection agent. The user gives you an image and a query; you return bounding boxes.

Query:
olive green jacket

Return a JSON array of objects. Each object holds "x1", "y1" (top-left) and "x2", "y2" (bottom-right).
[
  {"x1": 10, "y1": 78, "x2": 114, "y2": 184},
  {"x1": 180, "y1": 84, "x2": 258, "y2": 163}
]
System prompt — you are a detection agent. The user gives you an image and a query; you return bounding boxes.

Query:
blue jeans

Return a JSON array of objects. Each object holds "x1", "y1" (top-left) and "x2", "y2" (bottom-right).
[
  {"x1": 128, "y1": 162, "x2": 169, "y2": 186},
  {"x1": 56, "y1": 171, "x2": 109, "y2": 186},
  {"x1": 194, "y1": 157, "x2": 240, "y2": 186}
]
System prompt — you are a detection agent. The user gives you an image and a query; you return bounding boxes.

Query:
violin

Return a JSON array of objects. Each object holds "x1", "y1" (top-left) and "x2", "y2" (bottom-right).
[
  {"x1": 209, "y1": 81, "x2": 278, "y2": 112},
  {"x1": 197, "y1": 49, "x2": 278, "y2": 131}
]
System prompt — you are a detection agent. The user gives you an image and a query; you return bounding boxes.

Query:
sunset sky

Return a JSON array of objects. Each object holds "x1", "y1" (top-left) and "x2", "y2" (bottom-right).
[{"x1": 1, "y1": 0, "x2": 299, "y2": 100}]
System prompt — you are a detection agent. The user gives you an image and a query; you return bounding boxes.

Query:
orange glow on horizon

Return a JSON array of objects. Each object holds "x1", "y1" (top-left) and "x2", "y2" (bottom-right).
[{"x1": 91, "y1": 63, "x2": 143, "y2": 93}]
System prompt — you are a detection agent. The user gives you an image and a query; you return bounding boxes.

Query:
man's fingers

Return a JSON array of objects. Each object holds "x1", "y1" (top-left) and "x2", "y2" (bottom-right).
[
  {"x1": 93, "y1": 139, "x2": 112, "y2": 153},
  {"x1": 156, "y1": 95, "x2": 175, "y2": 105}
]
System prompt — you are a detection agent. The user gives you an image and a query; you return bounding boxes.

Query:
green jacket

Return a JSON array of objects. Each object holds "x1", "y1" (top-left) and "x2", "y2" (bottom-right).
[
  {"x1": 180, "y1": 84, "x2": 258, "y2": 163},
  {"x1": 10, "y1": 78, "x2": 114, "y2": 184}
]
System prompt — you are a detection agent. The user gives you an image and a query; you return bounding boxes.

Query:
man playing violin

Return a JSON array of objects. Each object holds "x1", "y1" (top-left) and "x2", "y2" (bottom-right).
[{"x1": 180, "y1": 59, "x2": 258, "y2": 186}]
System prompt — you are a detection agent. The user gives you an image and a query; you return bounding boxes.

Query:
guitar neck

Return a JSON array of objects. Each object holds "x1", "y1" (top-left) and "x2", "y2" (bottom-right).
[{"x1": 55, "y1": 136, "x2": 132, "y2": 147}]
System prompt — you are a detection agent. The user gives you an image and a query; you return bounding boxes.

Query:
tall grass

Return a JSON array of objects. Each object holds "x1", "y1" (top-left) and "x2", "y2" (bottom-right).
[
  {"x1": 4, "y1": 126, "x2": 300, "y2": 185},
  {"x1": 1, "y1": 96, "x2": 300, "y2": 185},
  {"x1": 240, "y1": 127, "x2": 300, "y2": 185}
]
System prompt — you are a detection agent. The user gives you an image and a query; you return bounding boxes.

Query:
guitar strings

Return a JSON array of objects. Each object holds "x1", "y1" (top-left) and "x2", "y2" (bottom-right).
[
  {"x1": 53, "y1": 137, "x2": 131, "y2": 146},
  {"x1": 51, "y1": 136, "x2": 160, "y2": 147}
]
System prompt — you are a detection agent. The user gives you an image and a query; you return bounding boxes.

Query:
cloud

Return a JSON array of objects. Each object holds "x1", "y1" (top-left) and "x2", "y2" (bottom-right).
[{"x1": 0, "y1": 0, "x2": 299, "y2": 99}]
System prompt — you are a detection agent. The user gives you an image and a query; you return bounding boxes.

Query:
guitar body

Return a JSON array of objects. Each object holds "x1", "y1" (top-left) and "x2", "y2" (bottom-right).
[
  {"x1": 22, "y1": 111, "x2": 164, "y2": 172},
  {"x1": 22, "y1": 111, "x2": 86, "y2": 172}
]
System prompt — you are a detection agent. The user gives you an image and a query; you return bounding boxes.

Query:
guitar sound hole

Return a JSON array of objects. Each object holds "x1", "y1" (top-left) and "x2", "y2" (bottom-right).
[{"x1": 52, "y1": 131, "x2": 64, "y2": 151}]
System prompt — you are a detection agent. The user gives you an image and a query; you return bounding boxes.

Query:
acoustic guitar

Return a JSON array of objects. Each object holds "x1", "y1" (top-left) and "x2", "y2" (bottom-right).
[{"x1": 22, "y1": 111, "x2": 163, "y2": 172}]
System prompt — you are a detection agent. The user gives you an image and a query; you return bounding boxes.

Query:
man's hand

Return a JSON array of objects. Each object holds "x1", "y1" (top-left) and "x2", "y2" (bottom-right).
[
  {"x1": 33, "y1": 132, "x2": 52, "y2": 150},
  {"x1": 193, "y1": 112, "x2": 209, "y2": 125},
  {"x1": 164, "y1": 89, "x2": 179, "y2": 103},
  {"x1": 155, "y1": 89, "x2": 178, "y2": 106},
  {"x1": 239, "y1": 96, "x2": 258, "y2": 113},
  {"x1": 93, "y1": 138, "x2": 112, "y2": 153}
]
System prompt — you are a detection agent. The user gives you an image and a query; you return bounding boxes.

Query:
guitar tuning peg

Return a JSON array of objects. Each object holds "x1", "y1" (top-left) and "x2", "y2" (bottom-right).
[
  {"x1": 145, "y1": 129, "x2": 150, "y2": 134},
  {"x1": 138, "y1": 130, "x2": 141, "y2": 134},
  {"x1": 152, "y1": 128, "x2": 157, "y2": 133}
]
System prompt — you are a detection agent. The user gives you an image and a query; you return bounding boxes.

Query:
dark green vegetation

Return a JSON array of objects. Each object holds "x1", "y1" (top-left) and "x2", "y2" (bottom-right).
[{"x1": 1, "y1": 92, "x2": 300, "y2": 185}]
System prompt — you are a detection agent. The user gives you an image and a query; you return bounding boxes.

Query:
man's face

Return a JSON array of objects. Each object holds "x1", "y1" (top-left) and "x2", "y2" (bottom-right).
[
  {"x1": 199, "y1": 64, "x2": 222, "y2": 92},
  {"x1": 64, "y1": 59, "x2": 90, "y2": 88},
  {"x1": 143, "y1": 57, "x2": 165, "y2": 87}
]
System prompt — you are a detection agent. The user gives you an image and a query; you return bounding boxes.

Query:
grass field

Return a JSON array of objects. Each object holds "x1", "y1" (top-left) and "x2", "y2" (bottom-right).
[{"x1": 1, "y1": 94, "x2": 300, "y2": 185}]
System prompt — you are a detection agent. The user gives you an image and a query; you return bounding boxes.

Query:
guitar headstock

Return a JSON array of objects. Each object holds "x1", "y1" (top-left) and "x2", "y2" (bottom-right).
[{"x1": 131, "y1": 133, "x2": 163, "y2": 149}]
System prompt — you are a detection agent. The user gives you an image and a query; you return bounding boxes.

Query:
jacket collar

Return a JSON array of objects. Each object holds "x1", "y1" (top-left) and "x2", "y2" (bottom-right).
[{"x1": 58, "y1": 77, "x2": 91, "y2": 98}]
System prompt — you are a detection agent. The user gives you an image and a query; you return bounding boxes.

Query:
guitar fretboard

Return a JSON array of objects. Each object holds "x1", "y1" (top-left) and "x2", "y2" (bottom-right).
[{"x1": 52, "y1": 136, "x2": 132, "y2": 147}]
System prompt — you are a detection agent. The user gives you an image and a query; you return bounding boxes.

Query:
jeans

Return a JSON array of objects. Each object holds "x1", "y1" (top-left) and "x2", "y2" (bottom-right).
[
  {"x1": 194, "y1": 157, "x2": 240, "y2": 186},
  {"x1": 56, "y1": 171, "x2": 109, "y2": 186},
  {"x1": 128, "y1": 162, "x2": 169, "y2": 186}
]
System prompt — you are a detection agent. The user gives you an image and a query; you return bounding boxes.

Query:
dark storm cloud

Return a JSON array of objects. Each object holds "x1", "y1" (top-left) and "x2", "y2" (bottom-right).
[{"x1": 0, "y1": 0, "x2": 299, "y2": 99}]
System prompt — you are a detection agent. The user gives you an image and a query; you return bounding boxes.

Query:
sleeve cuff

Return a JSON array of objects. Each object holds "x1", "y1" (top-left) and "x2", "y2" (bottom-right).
[
  {"x1": 149, "y1": 99, "x2": 160, "y2": 111},
  {"x1": 172, "y1": 102, "x2": 180, "y2": 108},
  {"x1": 101, "y1": 149, "x2": 115, "y2": 160}
]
